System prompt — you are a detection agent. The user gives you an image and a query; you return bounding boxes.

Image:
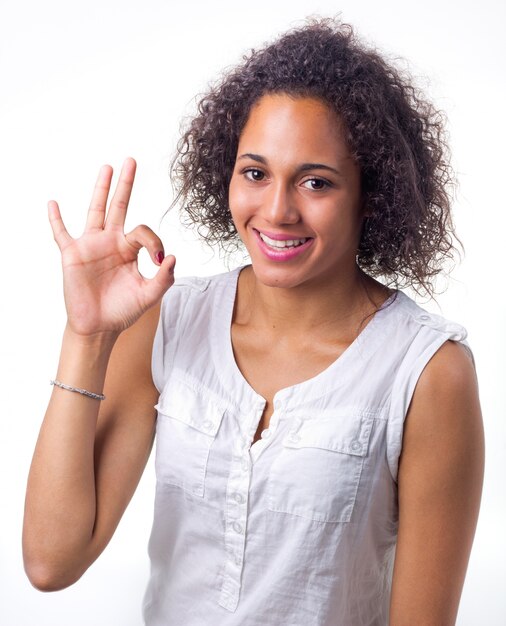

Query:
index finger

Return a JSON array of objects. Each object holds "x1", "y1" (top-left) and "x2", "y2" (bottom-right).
[{"x1": 104, "y1": 157, "x2": 137, "y2": 231}]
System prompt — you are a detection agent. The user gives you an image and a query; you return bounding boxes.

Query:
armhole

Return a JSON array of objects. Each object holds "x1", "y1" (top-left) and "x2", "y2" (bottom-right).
[
  {"x1": 150, "y1": 280, "x2": 200, "y2": 395},
  {"x1": 151, "y1": 296, "x2": 166, "y2": 395},
  {"x1": 386, "y1": 334, "x2": 471, "y2": 482}
]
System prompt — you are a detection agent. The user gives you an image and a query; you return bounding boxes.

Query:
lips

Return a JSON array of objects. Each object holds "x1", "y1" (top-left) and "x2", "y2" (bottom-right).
[
  {"x1": 253, "y1": 228, "x2": 314, "y2": 261},
  {"x1": 258, "y1": 231, "x2": 309, "y2": 249}
]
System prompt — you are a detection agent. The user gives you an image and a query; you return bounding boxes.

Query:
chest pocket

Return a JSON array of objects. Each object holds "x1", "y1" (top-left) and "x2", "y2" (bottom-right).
[
  {"x1": 267, "y1": 411, "x2": 374, "y2": 523},
  {"x1": 154, "y1": 378, "x2": 225, "y2": 498}
]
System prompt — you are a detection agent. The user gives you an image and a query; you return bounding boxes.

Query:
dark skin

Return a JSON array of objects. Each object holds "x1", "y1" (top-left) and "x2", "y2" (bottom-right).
[
  {"x1": 389, "y1": 340, "x2": 484, "y2": 624},
  {"x1": 228, "y1": 96, "x2": 483, "y2": 623},
  {"x1": 232, "y1": 265, "x2": 389, "y2": 445},
  {"x1": 24, "y1": 95, "x2": 483, "y2": 626},
  {"x1": 228, "y1": 94, "x2": 392, "y2": 443}
]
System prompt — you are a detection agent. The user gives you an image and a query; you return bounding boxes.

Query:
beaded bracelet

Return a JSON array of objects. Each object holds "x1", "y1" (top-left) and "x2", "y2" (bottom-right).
[{"x1": 50, "y1": 379, "x2": 106, "y2": 401}]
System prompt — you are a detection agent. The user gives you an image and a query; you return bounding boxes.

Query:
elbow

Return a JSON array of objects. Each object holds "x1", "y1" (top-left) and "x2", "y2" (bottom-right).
[
  {"x1": 22, "y1": 522, "x2": 98, "y2": 591},
  {"x1": 22, "y1": 526, "x2": 92, "y2": 591},
  {"x1": 23, "y1": 554, "x2": 85, "y2": 592}
]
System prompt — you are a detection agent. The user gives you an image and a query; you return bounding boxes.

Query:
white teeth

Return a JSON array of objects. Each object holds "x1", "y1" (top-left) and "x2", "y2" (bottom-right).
[{"x1": 258, "y1": 232, "x2": 308, "y2": 249}]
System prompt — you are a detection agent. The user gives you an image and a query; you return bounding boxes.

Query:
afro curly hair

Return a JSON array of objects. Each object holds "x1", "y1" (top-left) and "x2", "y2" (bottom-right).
[{"x1": 170, "y1": 17, "x2": 459, "y2": 295}]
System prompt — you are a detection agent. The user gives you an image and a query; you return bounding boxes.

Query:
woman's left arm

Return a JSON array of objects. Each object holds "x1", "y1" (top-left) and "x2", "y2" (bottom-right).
[{"x1": 389, "y1": 340, "x2": 485, "y2": 626}]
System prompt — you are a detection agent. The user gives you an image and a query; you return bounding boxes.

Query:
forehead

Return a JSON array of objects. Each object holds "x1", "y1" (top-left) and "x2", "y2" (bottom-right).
[{"x1": 238, "y1": 93, "x2": 351, "y2": 162}]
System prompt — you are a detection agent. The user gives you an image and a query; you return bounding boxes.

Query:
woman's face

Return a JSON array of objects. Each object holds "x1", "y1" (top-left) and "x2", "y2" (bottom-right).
[{"x1": 228, "y1": 92, "x2": 365, "y2": 290}]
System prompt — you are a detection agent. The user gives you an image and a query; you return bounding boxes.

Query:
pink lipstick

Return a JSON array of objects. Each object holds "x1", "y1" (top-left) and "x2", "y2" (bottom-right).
[{"x1": 253, "y1": 228, "x2": 314, "y2": 262}]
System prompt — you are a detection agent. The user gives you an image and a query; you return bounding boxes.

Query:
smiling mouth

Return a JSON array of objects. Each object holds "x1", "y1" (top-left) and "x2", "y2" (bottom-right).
[{"x1": 257, "y1": 231, "x2": 311, "y2": 249}]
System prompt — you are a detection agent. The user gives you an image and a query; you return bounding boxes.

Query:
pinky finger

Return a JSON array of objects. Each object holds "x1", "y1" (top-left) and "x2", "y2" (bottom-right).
[{"x1": 48, "y1": 200, "x2": 73, "y2": 249}]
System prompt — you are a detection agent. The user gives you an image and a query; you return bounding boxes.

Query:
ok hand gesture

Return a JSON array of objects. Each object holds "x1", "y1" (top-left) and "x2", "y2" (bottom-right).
[{"x1": 48, "y1": 158, "x2": 175, "y2": 337}]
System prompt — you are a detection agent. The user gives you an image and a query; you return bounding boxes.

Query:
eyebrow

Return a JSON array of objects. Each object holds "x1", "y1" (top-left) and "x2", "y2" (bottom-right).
[{"x1": 237, "y1": 153, "x2": 342, "y2": 176}]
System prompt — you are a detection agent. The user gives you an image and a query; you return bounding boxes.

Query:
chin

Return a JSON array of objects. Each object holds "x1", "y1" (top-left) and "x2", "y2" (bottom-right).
[{"x1": 249, "y1": 263, "x2": 313, "y2": 290}]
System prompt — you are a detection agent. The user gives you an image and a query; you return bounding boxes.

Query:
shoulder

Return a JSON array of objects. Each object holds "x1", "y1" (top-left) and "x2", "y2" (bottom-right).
[
  {"x1": 158, "y1": 267, "x2": 241, "y2": 324},
  {"x1": 388, "y1": 293, "x2": 473, "y2": 396},
  {"x1": 401, "y1": 337, "x2": 483, "y2": 484},
  {"x1": 384, "y1": 292, "x2": 478, "y2": 479},
  {"x1": 391, "y1": 291, "x2": 468, "y2": 342},
  {"x1": 414, "y1": 339, "x2": 476, "y2": 400},
  {"x1": 159, "y1": 268, "x2": 240, "y2": 312}
]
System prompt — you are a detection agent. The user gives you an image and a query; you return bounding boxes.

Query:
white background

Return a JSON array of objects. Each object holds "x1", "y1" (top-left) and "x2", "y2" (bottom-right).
[{"x1": 1, "y1": 0, "x2": 505, "y2": 624}]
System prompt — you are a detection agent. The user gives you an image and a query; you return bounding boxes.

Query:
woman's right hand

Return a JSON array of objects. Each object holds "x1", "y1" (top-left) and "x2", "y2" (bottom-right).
[{"x1": 48, "y1": 157, "x2": 175, "y2": 338}]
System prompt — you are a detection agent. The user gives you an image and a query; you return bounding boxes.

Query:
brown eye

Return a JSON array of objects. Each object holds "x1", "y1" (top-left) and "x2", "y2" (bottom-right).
[
  {"x1": 244, "y1": 168, "x2": 265, "y2": 181},
  {"x1": 302, "y1": 178, "x2": 330, "y2": 191}
]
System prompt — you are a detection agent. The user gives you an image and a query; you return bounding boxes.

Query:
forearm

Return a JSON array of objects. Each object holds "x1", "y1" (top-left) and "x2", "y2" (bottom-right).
[{"x1": 23, "y1": 324, "x2": 119, "y2": 590}]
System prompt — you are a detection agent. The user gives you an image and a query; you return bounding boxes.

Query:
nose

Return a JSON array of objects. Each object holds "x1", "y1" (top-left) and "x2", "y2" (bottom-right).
[{"x1": 261, "y1": 181, "x2": 300, "y2": 225}]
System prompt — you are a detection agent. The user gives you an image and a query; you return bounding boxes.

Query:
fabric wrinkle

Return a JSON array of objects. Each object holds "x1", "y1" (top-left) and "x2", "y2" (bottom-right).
[{"x1": 142, "y1": 268, "x2": 470, "y2": 626}]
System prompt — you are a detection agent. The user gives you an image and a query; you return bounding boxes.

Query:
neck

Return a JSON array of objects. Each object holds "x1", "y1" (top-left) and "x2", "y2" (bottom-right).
[{"x1": 236, "y1": 264, "x2": 391, "y2": 336}]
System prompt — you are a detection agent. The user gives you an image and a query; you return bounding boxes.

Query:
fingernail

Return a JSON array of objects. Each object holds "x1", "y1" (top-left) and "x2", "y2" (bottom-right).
[{"x1": 156, "y1": 251, "x2": 164, "y2": 264}]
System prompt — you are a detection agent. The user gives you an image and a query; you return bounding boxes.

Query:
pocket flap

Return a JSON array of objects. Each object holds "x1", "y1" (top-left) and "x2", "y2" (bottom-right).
[
  {"x1": 283, "y1": 412, "x2": 373, "y2": 457},
  {"x1": 155, "y1": 377, "x2": 224, "y2": 437}
]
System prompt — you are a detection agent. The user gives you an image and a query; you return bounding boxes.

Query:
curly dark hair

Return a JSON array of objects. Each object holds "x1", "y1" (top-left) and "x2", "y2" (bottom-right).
[{"x1": 170, "y1": 17, "x2": 459, "y2": 295}]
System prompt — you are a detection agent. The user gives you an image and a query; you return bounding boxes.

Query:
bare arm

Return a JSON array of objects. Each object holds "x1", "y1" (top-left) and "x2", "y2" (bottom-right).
[
  {"x1": 389, "y1": 340, "x2": 485, "y2": 625},
  {"x1": 23, "y1": 159, "x2": 175, "y2": 591},
  {"x1": 23, "y1": 308, "x2": 160, "y2": 590}
]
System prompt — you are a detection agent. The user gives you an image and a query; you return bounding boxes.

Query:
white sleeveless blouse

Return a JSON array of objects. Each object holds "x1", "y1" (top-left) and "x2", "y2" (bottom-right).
[{"x1": 142, "y1": 267, "x2": 468, "y2": 626}]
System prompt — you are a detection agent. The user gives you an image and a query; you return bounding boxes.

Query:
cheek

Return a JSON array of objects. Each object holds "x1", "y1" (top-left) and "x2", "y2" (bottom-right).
[
  {"x1": 315, "y1": 200, "x2": 364, "y2": 242},
  {"x1": 228, "y1": 178, "x2": 255, "y2": 226},
  {"x1": 228, "y1": 185, "x2": 242, "y2": 227}
]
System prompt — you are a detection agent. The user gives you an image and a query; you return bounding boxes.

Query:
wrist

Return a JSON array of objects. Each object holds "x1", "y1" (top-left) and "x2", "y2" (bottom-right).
[
  {"x1": 63, "y1": 323, "x2": 120, "y2": 351},
  {"x1": 56, "y1": 325, "x2": 119, "y2": 391}
]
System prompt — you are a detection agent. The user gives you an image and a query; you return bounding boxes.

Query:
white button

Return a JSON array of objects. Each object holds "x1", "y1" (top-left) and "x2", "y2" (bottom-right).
[
  {"x1": 202, "y1": 419, "x2": 214, "y2": 432},
  {"x1": 419, "y1": 314, "x2": 431, "y2": 321},
  {"x1": 288, "y1": 432, "x2": 301, "y2": 443},
  {"x1": 350, "y1": 440, "x2": 362, "y2": 452},
  {"x1": 233, "y1": 492, "x2": 245, "y2": 504},
  {"x1": 241, "y1": 459, "x2": 249, "y2": 471},
  {"x1": 261, "y1": 428, "x2": 271, "y2": 439},
  {"x1": 232, "y1": 521, "x2": 243, "y2": 533},
  {"x1": 235, "y1": 554, "x2": 242, "y2": 566}
]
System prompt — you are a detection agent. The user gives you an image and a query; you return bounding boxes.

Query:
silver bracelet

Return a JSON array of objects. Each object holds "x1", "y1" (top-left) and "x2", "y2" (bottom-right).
[{"x1": 50, "y1": 379, "x2": 106, "y2": 401}]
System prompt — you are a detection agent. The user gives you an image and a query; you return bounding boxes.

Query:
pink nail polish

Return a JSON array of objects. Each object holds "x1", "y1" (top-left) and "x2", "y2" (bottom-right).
[{"x1": 156, "y1": 251, "x2": 164, "y2": 264}]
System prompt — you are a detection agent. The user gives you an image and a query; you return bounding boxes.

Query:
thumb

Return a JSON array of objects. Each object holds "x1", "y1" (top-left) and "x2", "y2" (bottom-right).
[{"x1": 143, "y1": 254, "x2": 176, "y2": 305}]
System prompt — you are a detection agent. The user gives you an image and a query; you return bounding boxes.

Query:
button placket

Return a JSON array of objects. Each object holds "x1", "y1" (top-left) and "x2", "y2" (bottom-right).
[
  {"x1": 220, "y1": 425, "x2": 253, "y2": 612},
  {"x1": 251, "y1": 407, "x2": 281, "y2": 465}
]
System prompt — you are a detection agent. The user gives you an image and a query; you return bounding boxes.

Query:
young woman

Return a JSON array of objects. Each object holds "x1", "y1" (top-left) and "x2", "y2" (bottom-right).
[{"x1": 23, "y1": 18, "x2": 484, "y2": 626}]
